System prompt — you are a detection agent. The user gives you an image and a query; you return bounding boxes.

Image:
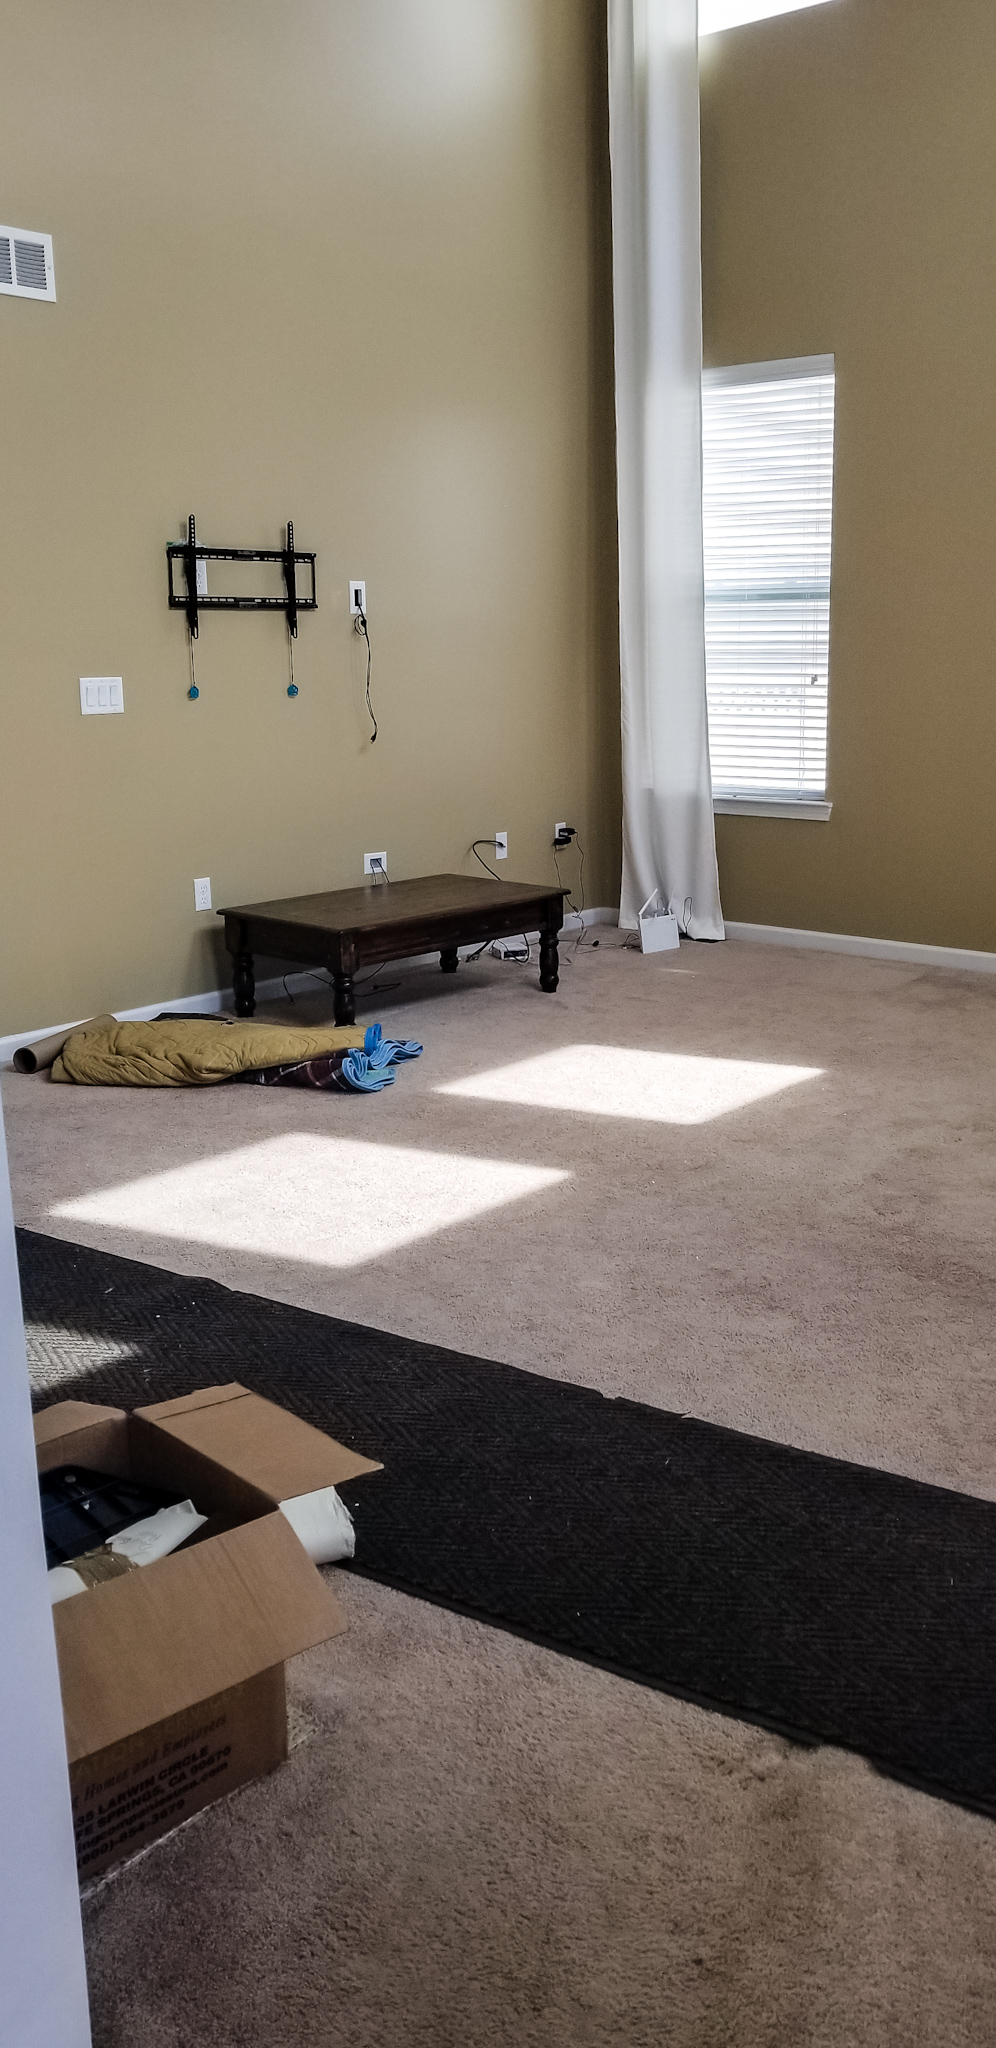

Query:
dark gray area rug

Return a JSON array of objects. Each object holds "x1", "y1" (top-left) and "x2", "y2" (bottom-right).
[{"x1": 18, "y1": 1226, "x2": 996, "y2": 1819}]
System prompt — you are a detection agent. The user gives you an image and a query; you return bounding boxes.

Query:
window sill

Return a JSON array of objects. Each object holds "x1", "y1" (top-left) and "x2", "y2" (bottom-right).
[{"x1": 713, "y1": 796, "x2": 833, "y2": 822}]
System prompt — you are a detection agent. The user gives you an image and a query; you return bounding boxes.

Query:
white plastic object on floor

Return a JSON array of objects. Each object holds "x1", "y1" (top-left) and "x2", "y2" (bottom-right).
[
  {"x1": 637, "y1": 891, "x2": 680, "y2": 953},
  {"x1": 279, "y1": 1485, "x2": 356, "y2": 1564}
]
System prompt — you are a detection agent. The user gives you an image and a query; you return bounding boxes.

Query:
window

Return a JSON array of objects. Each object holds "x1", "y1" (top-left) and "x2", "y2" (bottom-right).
[
  {"x1": 702, "y1": 355, "x2": 835, "y2": 814},
  {"x1": 699, "y1": 0, "x2": 835, "y2": 36}
]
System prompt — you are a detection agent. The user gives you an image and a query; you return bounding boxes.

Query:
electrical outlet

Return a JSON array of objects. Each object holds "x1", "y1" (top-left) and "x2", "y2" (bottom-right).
[
  {"x1": 196, "y1": 559, "x2": 209, "y2": 597},
  {"x1": 80, "y1": 677, "x2": 124, "y2": 715},
  {"x1": 555, "y1": 822, "x2": 567, "y2": 838},
  {"x1": 193, "y1": 876, "x2": 212, "y2": 912},
  {"x1": 495, "y1": 831, "x2": 508, "y2": 860},
  {"x1": 364, "y1": 851, "x2": 388, "y2": 876},
  {"x1": 349, "y1": 580, "x2": 366, "y2": 617}
]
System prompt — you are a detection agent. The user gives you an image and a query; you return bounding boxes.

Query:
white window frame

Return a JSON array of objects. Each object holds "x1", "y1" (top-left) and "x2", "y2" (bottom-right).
[{"x1": 703, "y1": 353, "x2": 834, "y2": 822}]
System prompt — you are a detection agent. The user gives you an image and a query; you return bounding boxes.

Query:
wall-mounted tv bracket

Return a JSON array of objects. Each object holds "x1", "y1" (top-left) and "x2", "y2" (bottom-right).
[
  {"x1": 167, "y1": 514, "x2": 317, "y2": 635},
  {"x1": 167, "y1": 516, "x2": 317, "y2": 700}
]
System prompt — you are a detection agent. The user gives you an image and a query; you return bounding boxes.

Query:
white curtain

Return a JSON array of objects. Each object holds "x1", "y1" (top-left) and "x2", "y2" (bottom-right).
[{"x1": 607, "y1": 0, "x2": 725, "y2": 940}]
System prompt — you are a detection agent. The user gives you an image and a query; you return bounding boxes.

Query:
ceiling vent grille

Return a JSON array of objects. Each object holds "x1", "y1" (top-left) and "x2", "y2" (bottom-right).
[{"x1": 0, "y1": 226, "x2": 56, "y2": 301}]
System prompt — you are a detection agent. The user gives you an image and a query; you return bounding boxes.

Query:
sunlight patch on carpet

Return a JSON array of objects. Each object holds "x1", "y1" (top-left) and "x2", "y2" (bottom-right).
[
  {"x1": 50, "y1": 1135, "x2": 568, "y2": 1268},
  {"x1": 438, "y1": 1045, "x2": 823, "y2": 1124}
]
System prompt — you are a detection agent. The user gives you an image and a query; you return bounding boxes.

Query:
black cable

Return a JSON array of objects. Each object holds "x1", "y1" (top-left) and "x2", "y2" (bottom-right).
[
  {"x1": 572, "y1": 834, "x2": 587, "y2": 950},
  {"x1": 553, "y1": 829, "x2": 587, "y2": 949},
  {"x1": 355, "y1": 609, "x2": 377, "y2": 743},
  {"x1": 471, "y1": 840, "x2": 502, "y2": 882}
]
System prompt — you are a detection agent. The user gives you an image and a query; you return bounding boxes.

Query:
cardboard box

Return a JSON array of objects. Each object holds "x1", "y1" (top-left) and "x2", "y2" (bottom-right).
[{"x1": 34, "y1": 1384, "x2": 381, "y2": 1880}]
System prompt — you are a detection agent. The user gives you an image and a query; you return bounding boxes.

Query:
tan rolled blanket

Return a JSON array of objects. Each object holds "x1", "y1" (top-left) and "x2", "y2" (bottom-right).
[{"x1": 51, "y1": 1018, "x2": 366, "y2": 1087}]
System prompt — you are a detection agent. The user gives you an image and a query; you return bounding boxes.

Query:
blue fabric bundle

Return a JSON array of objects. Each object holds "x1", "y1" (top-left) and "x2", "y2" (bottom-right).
[
  {"x1": 363, "y1": 1023, "x2": 424, "y2": 1067},
  {"x1": 340, "y1": 1047, "x2": 395, "y2": 1092},
  {"x1": 336, "y1": 1024, "x2": 424, "y2": 1092}
]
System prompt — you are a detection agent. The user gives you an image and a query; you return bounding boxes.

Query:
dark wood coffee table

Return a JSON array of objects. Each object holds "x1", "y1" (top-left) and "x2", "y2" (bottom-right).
[{"x1": 218, "y1": 873, "x2": 567, "y2": 1025}]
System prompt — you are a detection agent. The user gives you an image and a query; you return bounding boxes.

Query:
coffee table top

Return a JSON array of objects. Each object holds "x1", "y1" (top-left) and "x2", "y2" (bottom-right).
[{"x1": 219, "y1": 872, "x2": 565, "y2": 935}]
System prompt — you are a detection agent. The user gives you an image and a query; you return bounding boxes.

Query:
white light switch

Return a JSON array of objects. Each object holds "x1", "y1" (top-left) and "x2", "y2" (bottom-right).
[{"x1": 80, "y1": 676, "x2": 124, "y2": 715}]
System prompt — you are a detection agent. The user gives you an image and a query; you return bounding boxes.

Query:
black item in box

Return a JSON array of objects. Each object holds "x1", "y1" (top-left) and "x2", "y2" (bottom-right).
[{"x1": 40, "y1": 1465, "x2": 184, "y2": 1568}]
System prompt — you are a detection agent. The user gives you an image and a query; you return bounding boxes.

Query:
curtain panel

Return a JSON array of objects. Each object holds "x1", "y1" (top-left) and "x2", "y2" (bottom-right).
[{"x1": 607, "y1": 0, "x2": 725, "y2": 940}]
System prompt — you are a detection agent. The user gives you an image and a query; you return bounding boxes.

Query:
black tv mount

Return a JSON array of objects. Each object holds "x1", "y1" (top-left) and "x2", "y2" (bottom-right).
[{"x1": 166, "y1": 514, "x2": 317, "y2": 639}]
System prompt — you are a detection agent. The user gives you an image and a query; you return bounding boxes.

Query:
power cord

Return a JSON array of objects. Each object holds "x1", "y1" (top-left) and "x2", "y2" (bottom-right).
[
  {"x1": 553, "y1": 825, "x2": 587, "y2": 949},
  {"x1": 355, "y1": 608, "x2": 377, "y2": 743},
  {"x1": 471, "y1": 839, "x2": 502, "y2": 882}
]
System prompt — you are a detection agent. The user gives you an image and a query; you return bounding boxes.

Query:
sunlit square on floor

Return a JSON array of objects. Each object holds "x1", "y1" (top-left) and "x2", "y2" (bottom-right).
[
  {"x1": 438, "y1": 1045, "x2": 823, "y2": 1124},
  {"x1": 51, "y1": 1134, "x2": 569, "y2": 1268}
]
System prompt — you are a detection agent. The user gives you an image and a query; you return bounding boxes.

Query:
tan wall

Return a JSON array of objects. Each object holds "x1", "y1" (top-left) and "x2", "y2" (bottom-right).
[
  {"x1": 701, "y1": 0, "x2": 996, "y2": 949},
  {"x1": 0, "y1": 1, "x2": 620, "y2": 1035}
]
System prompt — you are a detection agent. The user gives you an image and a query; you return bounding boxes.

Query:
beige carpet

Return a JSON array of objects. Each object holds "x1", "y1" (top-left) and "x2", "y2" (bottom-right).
[{"x1": 7, "y1": 936, "x2": 996, "y2": 2044}]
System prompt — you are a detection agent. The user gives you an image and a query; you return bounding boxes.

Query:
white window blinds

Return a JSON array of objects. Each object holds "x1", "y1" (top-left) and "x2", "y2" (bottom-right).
[{"x1": 702, "y1": 355, "x2": 834, "y2": 801}]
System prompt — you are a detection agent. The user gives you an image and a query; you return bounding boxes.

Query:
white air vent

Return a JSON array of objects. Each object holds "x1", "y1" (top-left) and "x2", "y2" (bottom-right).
[{"x1": 0, "y1": 226, "x2": 56, "y2": 301}]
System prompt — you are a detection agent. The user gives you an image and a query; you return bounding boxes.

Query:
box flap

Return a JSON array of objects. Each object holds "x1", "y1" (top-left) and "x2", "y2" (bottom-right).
[
  {"x1": 53, "y1": 1509, "x2": 346, "y2": 1762},
  {"x1": 34, "y1": 1401, "x2": 132, "y2": 1479},
  {"x1": 134, "y1": 1384, "x2": 382, "y2": 1501},
  {"x1": 34, "y1": 1400, "x2": 127, "y2": 1445}
]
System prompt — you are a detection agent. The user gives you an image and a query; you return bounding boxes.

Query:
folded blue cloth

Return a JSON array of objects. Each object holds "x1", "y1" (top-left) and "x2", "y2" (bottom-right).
[
  {"x1": 363, "y1": 1023, "x2": 423, "y2": 1068},
  {"x1": 341, "y1": 1048, "x2": 396, "y2": 1092}
]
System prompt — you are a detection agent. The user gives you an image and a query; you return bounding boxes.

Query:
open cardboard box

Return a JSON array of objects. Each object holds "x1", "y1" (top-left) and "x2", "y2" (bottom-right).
[{"x1": 34, "y1": 1384, "x2": 381, "y2": 1880}]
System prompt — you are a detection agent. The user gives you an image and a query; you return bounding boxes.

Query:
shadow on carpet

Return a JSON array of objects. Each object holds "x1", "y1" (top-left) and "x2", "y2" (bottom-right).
[{"x1": 18, "y1": 1226, "x2": 996, "y2": 1821}]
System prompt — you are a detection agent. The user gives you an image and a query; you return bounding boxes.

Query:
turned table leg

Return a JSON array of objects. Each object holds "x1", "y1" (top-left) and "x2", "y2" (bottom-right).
[
  {"x1": 539, "y1": 928, "x2": 559, "y2": 993},
  {"x1": 233, "y1": 951, "x2": 256, "y2": 1017},
  {"x1": 333, "y1": 971, "x2": 356, "y2": 1026},
  {"x1": 439, "y1": 947, "x2": 459, "y2": 975}
]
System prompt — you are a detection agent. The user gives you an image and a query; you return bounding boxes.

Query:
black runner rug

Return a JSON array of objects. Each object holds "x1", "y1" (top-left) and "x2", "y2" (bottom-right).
[{"x1": 18, "y1": 1226, "x2": 996, "y2": 1819}]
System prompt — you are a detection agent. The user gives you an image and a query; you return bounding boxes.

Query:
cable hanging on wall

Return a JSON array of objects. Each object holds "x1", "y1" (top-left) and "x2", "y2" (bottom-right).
[{"x1": 167, "y1": 515, "x2": 317, "y2": 700}]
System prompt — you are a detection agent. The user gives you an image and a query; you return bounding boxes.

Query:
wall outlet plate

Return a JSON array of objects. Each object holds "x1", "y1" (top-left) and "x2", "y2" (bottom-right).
[
  {"x1": 364, "y1": 851, "x2": 387, "y2": 876},
  {"x1": 495, "y1": 831, "x2": 508, "y2": 859},
  {"x1": 80, "y1": 677, "x2": 124, "y2": 715},
  {"x1": 193, "y1": 876, "x2": 212, "y2": 912},
  {"x1": 349, "y1": 581, "x2": 366, "y2": 617}
]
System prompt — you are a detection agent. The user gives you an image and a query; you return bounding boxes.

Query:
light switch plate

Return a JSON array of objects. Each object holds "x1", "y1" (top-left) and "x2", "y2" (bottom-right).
[{"x1": 80, "y1": 676, "x2": 124, "y2": 715}]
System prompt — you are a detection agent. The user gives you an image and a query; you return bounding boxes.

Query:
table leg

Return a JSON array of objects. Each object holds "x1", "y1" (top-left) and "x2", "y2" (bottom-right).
[
  {"x1": 539, "y1": 929, "x2": 559, "y2": 993},
  {"x1": 233, "y1": 951, "x2": 256, "y2": 1017},
  {"x1": 440, "y1": 948, "x2": 459, "y2": 974},
  {"x1": 333, "y1": 971, "x2": 356, "y2": 1027}
]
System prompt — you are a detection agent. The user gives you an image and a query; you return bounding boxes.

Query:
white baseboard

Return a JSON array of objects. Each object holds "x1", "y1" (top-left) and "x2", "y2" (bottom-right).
[
  {"x1": 1, "y1": 908, "x2": 620, "y2": 1070},
  {"x1": 725, "y1": 920, "x2": 996, "y2": 975}
]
